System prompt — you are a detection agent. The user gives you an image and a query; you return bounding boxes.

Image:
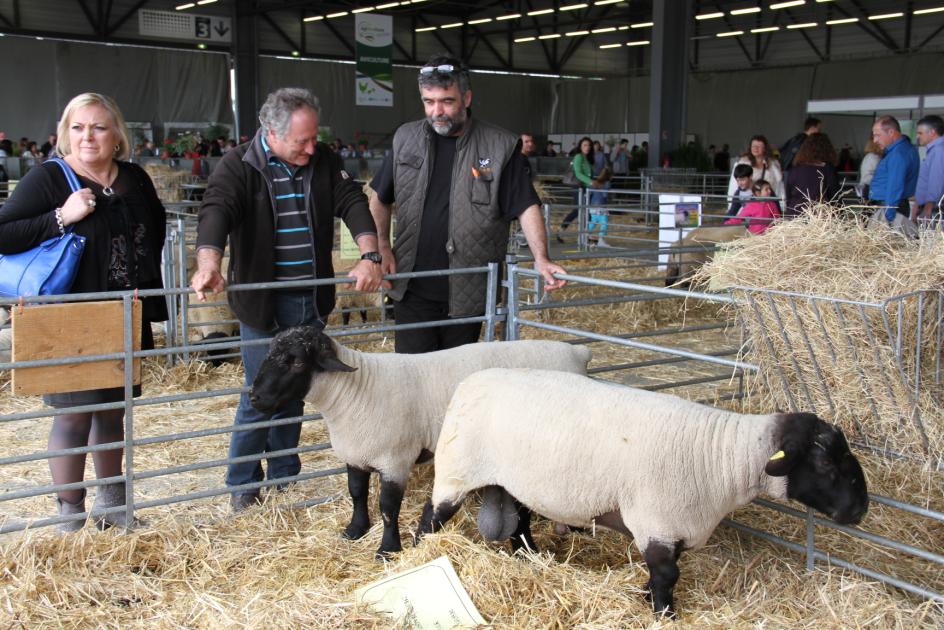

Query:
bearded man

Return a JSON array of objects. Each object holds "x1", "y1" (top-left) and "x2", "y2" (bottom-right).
[{"x1": 368, "y1": 54, "x2": 567, "y2": 353}]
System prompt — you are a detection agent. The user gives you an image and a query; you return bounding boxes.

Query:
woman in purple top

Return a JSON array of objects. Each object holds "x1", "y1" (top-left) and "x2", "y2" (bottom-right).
[{"x1": 784, "y1": 133, "x2": 841, "y2": 217}]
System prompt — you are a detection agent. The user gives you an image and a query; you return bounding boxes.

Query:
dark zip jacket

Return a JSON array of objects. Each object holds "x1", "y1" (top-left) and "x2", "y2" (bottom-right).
[{"x1": 196, "y1": 132, "x2": 376, "y2": 330}]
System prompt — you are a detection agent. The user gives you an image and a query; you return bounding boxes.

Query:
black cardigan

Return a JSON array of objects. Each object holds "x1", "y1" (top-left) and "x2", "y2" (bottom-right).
[
  {"x1": 195, "y1": 136, "x2": 376, "y2": 330},
  {"x1": 0, "y1": 160, "x2": 168, "y2": 322}
]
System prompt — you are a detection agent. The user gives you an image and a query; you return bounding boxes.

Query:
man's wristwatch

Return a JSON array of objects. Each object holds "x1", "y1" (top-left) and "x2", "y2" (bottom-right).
[{"x1": 360, "y1": 251, "x2": 383, "y2": 264}]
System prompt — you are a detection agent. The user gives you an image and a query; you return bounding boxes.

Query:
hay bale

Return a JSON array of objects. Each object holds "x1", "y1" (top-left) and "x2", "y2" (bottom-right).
[
  {"x1": 697, "y1": 205, "x2": 944, "y2": 462},
  {"x1": 143, "y1": 164, "x2": 189, "y2": 203}
]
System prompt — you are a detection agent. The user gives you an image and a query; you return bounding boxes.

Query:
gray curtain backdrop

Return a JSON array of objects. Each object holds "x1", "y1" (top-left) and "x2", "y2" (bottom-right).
[
  {"x1": 0, "y1": 37, "x2": 232, "y2": 142},
  {"x1": 257, "y1": 57, "x2": 558, "y2": 145},
  {"x1": 2, "y1": 35, "x2": 941, "y2": 158}
]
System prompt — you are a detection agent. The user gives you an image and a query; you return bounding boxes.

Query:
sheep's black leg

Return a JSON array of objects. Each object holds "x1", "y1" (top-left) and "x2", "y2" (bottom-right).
[
  {"x1": 642, "y1": 540, "x2": 683, "y2": 619},
  {"x1": 376, "y1": 476, "x2": 406, "y2": 559},
  {"x1": 342, "y1": 310, "x2": 351, "y2": 326},
  {"x1": 414, "y1": 498, "x2": 462, "y2": 544},
  {"x1": 359, "y1": 308, "x2": 368, "y2": 323},
  {"x1": 342, "y1": 465, "x2": 371, "y2": 540},
  {"x1": 510, "y1": 501, "x2": 538, "y2": 553}
]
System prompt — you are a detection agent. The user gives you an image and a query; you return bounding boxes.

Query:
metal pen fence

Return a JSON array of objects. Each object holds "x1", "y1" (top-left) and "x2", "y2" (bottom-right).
[
  {"x1": 0, "y1": 264, "x2": 500, "y2": 535},
  {"x1": 1, "y1": 240, "x2": 941, "y2": 604},
  {"x1": 505, "y1": 262, "x2": 944, "y2": 602}
]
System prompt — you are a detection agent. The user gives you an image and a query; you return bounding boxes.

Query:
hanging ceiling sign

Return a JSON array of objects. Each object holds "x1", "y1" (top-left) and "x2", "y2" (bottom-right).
[
  {"x1": 138, "y1": 8, "x2": 232, "y2": 43},
  {"x1": 355, "y1": 13, "x2": 394, "y2": 107}
]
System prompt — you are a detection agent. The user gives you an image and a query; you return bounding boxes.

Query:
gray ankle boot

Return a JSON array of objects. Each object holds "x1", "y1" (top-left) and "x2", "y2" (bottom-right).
[
  {"x1": 92, "y1": 482, "x2": 137, "y2": 530},
  {"x1": 55, "y1": 490, "x2": 87, "y2": 533}
]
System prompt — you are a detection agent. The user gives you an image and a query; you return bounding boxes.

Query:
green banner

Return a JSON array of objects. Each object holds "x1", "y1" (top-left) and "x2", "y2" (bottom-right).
[{"x1": 355, "y1": 13, "x2": 393, "y2": 107}]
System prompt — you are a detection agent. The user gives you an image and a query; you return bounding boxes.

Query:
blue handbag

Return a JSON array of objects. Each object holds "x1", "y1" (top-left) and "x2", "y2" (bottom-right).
[{"x1": 0, "y1": 158, "x2": 87, "y2": 298}]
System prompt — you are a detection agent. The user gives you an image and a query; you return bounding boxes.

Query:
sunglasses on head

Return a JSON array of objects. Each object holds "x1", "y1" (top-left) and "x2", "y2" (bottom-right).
[{"x1": 419, "y1": 63, "x2": 457, "y2": 75}]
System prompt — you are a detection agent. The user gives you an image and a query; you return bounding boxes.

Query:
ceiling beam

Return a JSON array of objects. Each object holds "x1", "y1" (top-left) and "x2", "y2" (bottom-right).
[
  {"x1": 262, "y1": 14, "x2": 300, "y2": 51},
  {"x1": 322, "y1": 18, "x2": 356, "y2": 55},
  {"x1": 0, "y1": 10, "x2": 13, "y2": 29},
  {"x1": 107, "y1": 0, "x2": 150, "y2": 37},
  {"x1": 470, "y1": 24, "x2": 511, "y2": 68},
  {"x1": 75, "y1": 0, "x2": 100, "y2": 34}
]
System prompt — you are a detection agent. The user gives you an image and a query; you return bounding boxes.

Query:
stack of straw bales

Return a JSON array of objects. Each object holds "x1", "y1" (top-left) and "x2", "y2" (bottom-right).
[
  {"x1": 143, "y1": 163, "x2": 190, "y2": 203},
  {"x1": 698, "y1": 205, "x2": 944, "y2": 463}
]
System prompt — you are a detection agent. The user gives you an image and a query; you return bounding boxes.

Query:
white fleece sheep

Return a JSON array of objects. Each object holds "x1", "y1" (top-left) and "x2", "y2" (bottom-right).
[
  {"x1": 249, "y1": 328, "x2": 592, "y2": 558},
  {"x1": 665, "y1": 225, "x2": 745, "y2": 288},
  {"x1": 331, "y1": 249, "x2": 382, "y2": 325},
  {"x1": 422, "y1": 367, "x2": 869, "y2": 616},
  {"x1": 185, "y1": 250, "x2": 238, "y2": 363}
]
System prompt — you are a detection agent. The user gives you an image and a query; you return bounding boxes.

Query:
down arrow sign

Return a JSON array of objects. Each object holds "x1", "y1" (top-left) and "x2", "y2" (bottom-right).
[{"x1": 214, "y1": 22, "x2": 229, "y2": 37}]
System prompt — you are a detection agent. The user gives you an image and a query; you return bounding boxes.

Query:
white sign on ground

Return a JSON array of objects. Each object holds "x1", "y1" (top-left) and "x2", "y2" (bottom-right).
[{"x1": 355, "y1": 555, "x2": 487, "y2": 628}]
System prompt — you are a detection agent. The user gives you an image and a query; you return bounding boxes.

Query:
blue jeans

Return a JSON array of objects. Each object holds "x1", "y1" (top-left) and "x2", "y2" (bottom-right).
[{"x1": 226, "y1": 292, "x2": 324, "y2": 493}]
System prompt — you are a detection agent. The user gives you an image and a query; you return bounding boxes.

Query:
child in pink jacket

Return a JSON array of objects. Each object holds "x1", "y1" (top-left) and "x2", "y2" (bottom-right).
[{"x1": 724, "y1": 179, "x2": 781, "y2": 234}]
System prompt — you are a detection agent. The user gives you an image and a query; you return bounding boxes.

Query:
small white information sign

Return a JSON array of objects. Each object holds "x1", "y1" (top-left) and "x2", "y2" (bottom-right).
[
  {"x1": 658, "y1": 194, "x2": 702, "y2": 270},
  {"x1": 139, "y1": 8, "x2": 232, "y2": 43},
  {"x1": 355, "y1": 556, "x2": 487, "y2": 629}
]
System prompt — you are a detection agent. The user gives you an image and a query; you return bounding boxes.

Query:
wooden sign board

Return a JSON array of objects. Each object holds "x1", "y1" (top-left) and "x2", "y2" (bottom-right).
[{"x1": 11, "y1": 300, "x2": 142, "y2": 396}]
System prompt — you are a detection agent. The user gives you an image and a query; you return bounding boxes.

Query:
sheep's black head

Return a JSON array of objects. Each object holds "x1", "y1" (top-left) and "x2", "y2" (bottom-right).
[
  {"x1": 766, "y1": 413, "x2": 869, "y2": 525},
  {"x1": 249, "y1": 326, "x2": 355, "y2": 414}
]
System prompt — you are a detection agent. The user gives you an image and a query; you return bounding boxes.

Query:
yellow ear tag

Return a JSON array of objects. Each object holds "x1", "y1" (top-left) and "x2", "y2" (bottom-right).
[{"x1": 769, "y1": 450, "x2": 786, "y2": 461}]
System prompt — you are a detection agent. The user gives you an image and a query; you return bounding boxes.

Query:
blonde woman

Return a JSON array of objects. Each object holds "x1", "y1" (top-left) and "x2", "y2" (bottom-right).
[{"x1": 0, "y1": 93, "x2": 167, "y2": 532}]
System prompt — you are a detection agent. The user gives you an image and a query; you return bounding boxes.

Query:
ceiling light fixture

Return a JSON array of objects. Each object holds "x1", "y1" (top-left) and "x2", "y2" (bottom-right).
[
  {"x1": 750, "y1": 26, "x2": 780, "y2": 32},
  {"x1": 527, "y1": 8, "x2": 555, "y2": 16},
  {"x1": 566, "y1": 30, "x2": 590, "y2": 36},
  {"x1": 175, "y1": 2, "x2": 195, "y2": 9},
  {"x1": 825, "y1": 17, "x2": 858, "y2": 24},
  {"x1": 560, "y1": 3, "x2": 589, "y2": 10},
  {"x1": 304, "y1": 15, "x2": 325, "y2": 21},
  {"x1": 769, "y1": 0, "x2": 805, "y2": 9},
  {"x1": 326, "y1": 11, "x2": 349, "y2": 18},
  {"x1": 696, "y1": 12, "x2": 724, "y2": 19},
  {"x1": 786, "y1": 21, "x2": 817, "y2": 28},
  {"x1": 915, "y1": 6, "x2": 944, "y2": 14},
  {"x1": 440, "y1": 21, "x2": 463, "y2": 28},
  {"x1": 496, "y1": 13, "x2": 521, "y2": 20},
  {"x1": 717, "y1": 30, "x2": 745, "y2": 37},
  {"x1": 868, "y1": 12, "x2": 903, "y2": 20},
  {"x1": 415, "y1": 25, "x2": 436, "y2": 31},
  {"x1": 730, "y1": 7, "x2": 761, "y2": 15},
  {"x1": 631, "y1": 21, "x2": 653, "y2": 28},
  {"x1": 538, "y1": 33, "x2": 562, "y2": 39},
  {"x1": 468, "y1": 17, "x2": 493, "y2": 24},
  {"x1": 599, "y1": 42, "x2": 622, "y2": 48},
  {"x1": 594, "y1": 0, "x2": 623, "y2": 5},
  {"x1": 376, "y1": 2, "x2": 400, "y2": 8},
  {"x1": 625, "y1": 40, "x2": 650, "y2": 46},
  {"x1": 591, "y1": 26, "x2": 617, "y2": 33},
  {"x1": 352, "y1": 7, "x2": 375, "y2": 13},
  {"x1": 515, "y1": 36, "x2": 536, "y2": 42}
]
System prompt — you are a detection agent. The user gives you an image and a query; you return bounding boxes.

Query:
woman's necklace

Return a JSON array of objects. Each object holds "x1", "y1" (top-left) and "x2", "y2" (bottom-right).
[{"x1": 75, "y1": 162, "x2": 117, "y2": 196}]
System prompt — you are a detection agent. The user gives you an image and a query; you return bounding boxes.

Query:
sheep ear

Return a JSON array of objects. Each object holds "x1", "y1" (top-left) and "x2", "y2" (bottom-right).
[
  {"x1": 318, "y1": 356, "x2": 357, "y2": 373},
  {"x1": 764, "y1": 450, "x2": 794, "y2": 477},
  {"x1": 764, "y1": 412, "x2": 818, "y2": 477},
  {"x1": 312, "y1": 333, "x2": 357, "y2": 373}
]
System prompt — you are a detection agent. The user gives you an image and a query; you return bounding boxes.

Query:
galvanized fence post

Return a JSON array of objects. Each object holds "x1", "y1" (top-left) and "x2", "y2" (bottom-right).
[
  {"x1": 484, "y1": 262, "x2": 499, "y2": 342},
  {"x1": 505, "y1": 262, "x2": 520, "y2": 341},
  {"x1": 122, "y1": 293, "x2": 136, "y2": 531}
]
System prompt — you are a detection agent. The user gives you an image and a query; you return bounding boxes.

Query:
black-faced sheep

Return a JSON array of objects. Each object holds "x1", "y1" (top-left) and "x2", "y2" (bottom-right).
[
  {"x1": 249, "y1": 327, "x2": 592, "y2": 558},
  {"x1": 416, "y1": 368, "x2": 869, "y2": 618},
  {"x1": 664, "y1": 225, "x2": 745, "y2": 288}
]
